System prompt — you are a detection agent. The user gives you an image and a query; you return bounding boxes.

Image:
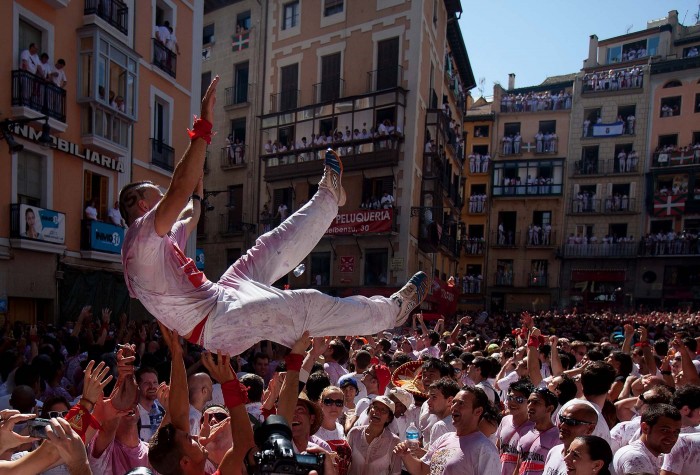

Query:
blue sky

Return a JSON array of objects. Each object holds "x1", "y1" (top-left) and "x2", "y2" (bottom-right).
[{"x1": 459, "y1": 1, "x2": 700, "y2": 98}]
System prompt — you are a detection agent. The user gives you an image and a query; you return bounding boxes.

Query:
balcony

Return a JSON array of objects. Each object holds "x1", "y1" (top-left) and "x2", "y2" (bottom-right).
[
  {"x1": 151, "y1": 139, "x2": 174, "y2": 171},
  {"x1": 651, "y1": 149, "x2": 700, "y2": 168},
  {"x1": 415, "y1": 206, "x2": 441, "y2": 253},
  {"x1": 571, "y1": 158, "x2": 640, "y2": 176},
  {"x1": 263, "y1": 136, "x2": 401, "y2": 181},
  {"x1": 458, "y1": 277, "x2": 484, "y2": 295},
  {"x1": 524, "y1": 229, "x2": 557, "y2": 248},
  {"x1": 581, "y1": 122, "x2": 635, "y2": 139},
  {"x1": 558, "y1": 241, "x2": 638, "y2": 258},
  {"x1": 10, "y1": 203, "x2": 66, "y2": 252},
  {"x1": 84, "y1": 0, "x2": 128, "y2": 35},
  {"x1": 499, "y1": 91, "x2": 572, "y2": 113},
  {"x1": 490, "y1": 231, "x2": 520, "y2": 248},
  {"x1": 494, "y1": 271, "x2": 514, "y2": 287},
  {"x1": 460, "y1": 239, "x2": 485, "y2": 256},
  {"x1": 466, "y1": 197, "x2": 487, "y2": 214},
  {"x1": 639, "y1": 236, "x2": 700, "y2": 256},
  {"x1": 313, "y1": 77, "x2": 345, "y2": 103},
  {"x1": 221, "y1": 144, "x2": 247, "y2": 169},
  {"x1": 569, "y1": 197, "x2": 637, "y2": 214},
  {"x1": 569, "y1": 198, "x2": 602, "y2": 214},
  {"x1": 527, "y1": 273, "x2": 549, "y2": 287},
  {"x1": 581, "y1": 67, "x2": 644, "y2": 94},
  {"x1": 492, "y1": 182, "x2": 563, "y2": 197},
  {"x1": 80, "y1": 219, "x2": 124, "y2": 255},
  {"x1": 224, "y1": 84, "x2": 250, "y2": 107},
  {"x1": 439, "y1": 232, "x2": 460, "y2": 258},
  {"x1": 467, "y1": 154, "x2": 490, "y2": 174},
  {"x1": 219, "y1": 214, "x2": 256, "y2": 236},
  {"x1": 153, "y1": 39, "x2": 176, "y2": 78},
  {"x1": 269, "y1": 89, "x2": 300, "y2": 113},
  {"x1": 11, "y1": 70, "x2": 66, "y2": 122},
  {"x1": 366, "y1": 65, "x2": 404, "y2": 93}
]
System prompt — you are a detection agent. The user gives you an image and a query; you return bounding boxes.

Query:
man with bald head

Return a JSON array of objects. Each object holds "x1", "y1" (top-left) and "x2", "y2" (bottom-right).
[
  {"x1": 9, "y1": 385, "x2": 37, "y2": 414},
  {"x1": 543, "y1": 401, "x2": 598, "y2": 474},
  {"x1": 188, "y1": 373, "x2": 213, "y2": 436}
]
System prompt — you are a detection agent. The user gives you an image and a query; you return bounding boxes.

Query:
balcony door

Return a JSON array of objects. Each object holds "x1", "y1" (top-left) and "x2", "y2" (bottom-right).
[
  {"x1": 84, "y1": 170, "x2": 109, "y2": 220},
  {"x1": 280, "y1": 63, "x2": 299, "y2": 111},
  {"x1": 320, "y1": 53, "x2": 341, "y2": 101},
  {"x1": 376, "y1": 37, "x2": 399, "y2": 90}
]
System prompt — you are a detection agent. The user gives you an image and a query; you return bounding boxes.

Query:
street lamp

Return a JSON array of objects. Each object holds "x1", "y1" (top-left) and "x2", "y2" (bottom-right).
[{"x1": 1, "y1": 116, "x2": 53, "y2": 153}]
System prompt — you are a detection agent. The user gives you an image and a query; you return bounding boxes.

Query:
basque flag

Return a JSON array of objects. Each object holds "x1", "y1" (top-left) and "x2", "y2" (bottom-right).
[
  {"x1": 231, "y1": 32, "x2": 250, "y2": 52},
  {"x1": 653, "y1": 193, "x2": 686, "y2": 217}
]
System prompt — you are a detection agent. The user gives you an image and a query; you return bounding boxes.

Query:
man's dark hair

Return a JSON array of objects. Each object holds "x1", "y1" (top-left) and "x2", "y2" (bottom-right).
[
  {"x1": 392, "y1": 352, "x2": 412, "y2": 367},
  {"x1": 642, "y1": 385, "x2": 673, "y2": 405},
  {"x1": 378, "y1": 339, "x2": 392, "y2": 353},
  {"x1": 653, "y1": 339, "x2": 668, "y2": 357},
  {"x1": 148, "y1": 423, "x2": 185, "y2": 474},
  {"x1": 585, "y1": 350, "x2": 605, "y2": 362},
  {"x1": 136, "y1": 366, "x2": 159, "y2": 384},
  {"x1": 509, "y1": 379, "x2": 535, "y2": 397},
  {"x1": 581, "y1": 361, "x2": 616, "y2": 397},
  {"x1": 57, "y1": 58, "x2": 66, "y2": 66},
  {"x1": 429, "y1": 377, "x2": 460, "y2": 399},
  {"x1": 252, "y1": 352, "x2": 269, "y2": 364},
  {"x1": 427, "y1": 331, "x2": 440, "y2": 346},
  {"x1": 421, "y1": 357, "x2": 450, "y2": 377},
  {"x1": 241, "y1": 374, "x2": 264, "y2": 403},
  {"x1": 305, "y1": 371, "x2": 331, "y2": 402},
  {"x1": 40, "y1": 395, "x2": 71, "y2": 418},
  {"x1": 471, "y1": 356, "x2": 491, "y2": 380},
  {"x1": 354, "y1": 350, "x2": 372, "y2": 371},
  {"x1": 682, "y1": 337, "x2": 697, "y2": 352},
  {"x1": 459, "y1": 386, "x2": 490, "y2": 419},
  {"x1": 328, "y1": 342, "x2": 349, "y2": 364},
  {"x1": 610, "y1": 351, "x2": 633, "y2": 377},
  {"x1": 556, "y1": 375, "x2": 578, "y2": 406},
  {"x1": 559, "y1": 353, "x2": 574, "y2": 370},
  {"x1": 672, "y1": 384, "x2": 700, "y2": 412},
  {"x1": 641, "y1": 403, "x2": 681, "y2": 427}
]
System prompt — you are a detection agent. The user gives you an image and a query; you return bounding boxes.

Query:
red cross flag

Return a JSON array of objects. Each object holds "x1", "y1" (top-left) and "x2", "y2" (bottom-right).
[
  {"x1": 653, "y1": 193, "x2": 686, "y2": 217},
  {"x1": 339, "y1": 256, "x2": 355, "y2": 273}
]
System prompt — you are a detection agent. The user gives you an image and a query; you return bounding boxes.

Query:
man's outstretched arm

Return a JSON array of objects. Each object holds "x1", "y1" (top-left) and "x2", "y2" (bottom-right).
[{"x1": 154, "y1": 76, "x2": 219, "y2": 237}]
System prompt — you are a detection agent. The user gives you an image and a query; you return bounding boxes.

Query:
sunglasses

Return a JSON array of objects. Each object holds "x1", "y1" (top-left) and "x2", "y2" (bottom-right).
[
  {"x1": 200, "y1": 411, "x2": 228, "y2": 426},
  {"x1": 507, "y1": 395, "x2": 526, "y2": 404},
  {"x1": 323, "y1": 398, "x2": 344, "y2": 408},
  {"x1": 559, "y1": 415, "x2": 595, "y2": 427},
  {"x1": 48, "y1": 411, "x2": 69, "y2": 419}
]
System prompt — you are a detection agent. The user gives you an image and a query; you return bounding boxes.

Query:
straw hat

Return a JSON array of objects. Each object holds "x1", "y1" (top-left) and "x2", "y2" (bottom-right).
[
  {"x1": 297, "y1": 392, "x2": 324, "y2": 435},
  {"x1": 390, "y1": 360, "x2": 427, "y2": 399}
]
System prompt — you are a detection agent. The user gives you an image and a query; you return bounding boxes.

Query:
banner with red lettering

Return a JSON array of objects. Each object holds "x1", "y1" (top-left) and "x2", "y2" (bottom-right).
[
  {"x1": 423, "y1": 278, "x2": 459, "y2": 316},
  {"x1": 326, "y1": 209, "x2": 393, "y2": 235}
]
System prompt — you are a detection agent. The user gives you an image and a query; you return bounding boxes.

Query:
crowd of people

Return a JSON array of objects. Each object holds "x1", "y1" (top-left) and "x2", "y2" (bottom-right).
[
  {"x1": 500, "y1": 133, "x2": 558, "y2": 156},
  {"x1": 571, "y1": 191, "x2": 634, "y2": 214},
  {"x1": 467, "y1": 194, "x2": 487, "y2": 213},
  {"x1": 467, "y1": 153, "x2": 491, "y2": 174},
  {"x1": 224, "y1": 135, "x2": 246, "y2": 166},
  {"x1": 1, "y1": 301, "x2": 700, "y2": 475},
  {"x1": 19, "y1": 43, "x2": 67, "y2": 89},
  {"x1": 639, "y1": 231, "x2": 700, "y2": 256},
  {"x1": 582, "y1": 66, "x2": 645, "y2": 92},
  {"x1": 499, "y1": 90, "x2": 572, "y2": 113}
]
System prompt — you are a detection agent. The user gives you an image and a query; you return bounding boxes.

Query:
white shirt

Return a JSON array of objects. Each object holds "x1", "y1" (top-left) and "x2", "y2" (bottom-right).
[
  {"x1": 20, "y1": 49, "x2": 40, "y2": 74},
  {"x1": 428, "y1": 415, "x2": 455, "y2": 448},
  {"x1": 542, "y1": 443, "x2": 567, "y2": 475},
  {"x1": 661, "y1": 433, "x2": 700, "y2": 475},
  {"x1": 188, "y1": 404, "x2": 202, "y2": 436},
  {"x1": 613, "y1": 439, "x2": 661, "y2": 475},
  {"x1": 85, "y1": 205, "x2": 98, "y2": 220},
  {"x1": 421, "y1": 431, "x2": 500, "y2": 475},
  {"x1": 108, "y1": 208, "x2": 123, "y2": 226}
]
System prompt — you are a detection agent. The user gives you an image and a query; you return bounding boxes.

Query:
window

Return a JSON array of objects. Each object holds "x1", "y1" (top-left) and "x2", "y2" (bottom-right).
[
  {"x1": 660, "y1": 96, "x2": 681, "y2": 117},
  {"x1": 532, "y1": 211, "x2": 551, "y2": 226},
  {"x1": 310, "y1": 252, "x2": 331, "y2": 286},
  {"x1": 496, "y1": 260, "x2": 514, "y2": 286},
  {"x1": 467, "y1": 224, "x2": 484, "y2": 238},
  {"x1": 319, "y1": 53, "x2": 342, "y2": 102},
  {"x1": 583, "y1": 108, "x2": 601, "y2": 137},
  {"x1": 470, "y1": 184, "x2": 486, "y2": 195},
  {"x1": 578, "y1": 146, "x2": 599, "y2": 175},
  {"x1": 575, "y1": 224, "x2": 594, "y2": 239},
  {"x1": 83, "y1": 170, "x2": 109, "y2": 220},
  {"x1": 280, "y1": 63, "x2": 299, "y2": 111},
  {"x1": 684, "y1": 45, "x2": 700, "y2": 58},
  {"x1": 658, "y1": 134, "x2": 678, "y2": 148},
  {"x1": 362, "y1": 176, "x2": 393, "y2": 202},
  {"x1": 203, "y1": 24, "x2": 215, "y2": 44},
  {"x1": 283, "y1": 1, "x2": 299, "y2": 30},
  {"x1": 230, "y1": 118, "x2": 247, "y2": 144},
  {"x1": 278, "y1": 126, "x2": 295, "y2": 150},
  {"x1": 607, "y1": 45, "x2": 622, "y2": 64},
  {"x1": 376, "y1": 37, "x2": 400, "y2": 91},
  {"x1": 538, "y1": 120, "x2": 556, "y2": 134},
  {"x1": 318, "y1": 118, "x2": 337, "y2": 138},
  {"x1": 492, "y1": 160, "x2": 564, "y2": 196},
  {"x1": 201, "y1": 72, "x2": 211, "y2": 100},
  {"x1": 503, "y1": 122, "x2": 520, "y2": 137},
  {"x1": 693, "y1": 131, "x2": 700, "y2": 145},
  {"x1": 695, "y1": 93, "x2": 700, "y2": 113},
  {"x1": 613, "y1": 144, "x2": 634, "y2": 173},
  {"x1": 225, "y1": 185, "x2": 243, "y2": 233},
  {"x1": 323, "y1": 0, "x2": 343, "y2": 16},
  {"x1": 364, "y1": 249, "x2": 388, "y2": 285},
  {"x1": 663, "y1": 80, "x2": 682, "y2": 88},
  {"x1": 474, "y1": 125, "x2": 489, "y2": 138},
  {"x1": 234, "y1": 62, "x2": 249, "y2": 104},
  {"x1": 530, "y1": 260, "x2": 548, "y2": 286},
  {"x1": 236, "y1": 11, "x2": 251, "y2": 31},
  {"x1": 472, "y1": 145, "x2": 488, "y2": 155},
  {"x1": 650, "y1": 220, "x2": 672, "y2": 233},
  {"x1": 609, "y1": 223, "x2": 628, "y2": 240},
  {"x1": 153, "y1": 96, "x2": 170, "y2": 145},
  {"x1": 617, "y1": 105, "x2": 636, "y2": 134},
  {"x1": 17, "y1": 150, "x2": 46, "y2": 207}
]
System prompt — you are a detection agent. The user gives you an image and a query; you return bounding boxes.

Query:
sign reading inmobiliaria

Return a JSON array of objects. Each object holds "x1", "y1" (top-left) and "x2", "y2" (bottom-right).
[{"x1": 326, "y1": 209, "x2": 393, "y2": 235}]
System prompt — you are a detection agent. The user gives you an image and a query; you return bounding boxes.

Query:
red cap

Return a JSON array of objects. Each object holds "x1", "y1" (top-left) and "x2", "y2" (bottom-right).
[{"x1": 370, "y1": 364, "x2": 391, "y2": 395}]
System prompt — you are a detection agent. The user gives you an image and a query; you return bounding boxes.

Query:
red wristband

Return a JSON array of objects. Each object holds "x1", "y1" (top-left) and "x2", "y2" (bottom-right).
[
  {"x1": 285, "y1": 353, "x2": 304, "y2": 372},
  {"x1": 221, "y1": 379, "x2": 249, "y2": 408},
  {"x1": 187, "y1": 116, "x2": 213, "y2": 144},
  {"x1": 527, "y1": 335, "x2": 540, "y2": 348},
  {"x1": 66, "y1": 403, "x2": 102, "y2": 442}
]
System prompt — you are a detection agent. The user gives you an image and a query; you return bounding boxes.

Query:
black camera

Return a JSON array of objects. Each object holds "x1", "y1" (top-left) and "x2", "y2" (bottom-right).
[{"x1": 251, "y1": 415, "x2": 325, "y2": 475}]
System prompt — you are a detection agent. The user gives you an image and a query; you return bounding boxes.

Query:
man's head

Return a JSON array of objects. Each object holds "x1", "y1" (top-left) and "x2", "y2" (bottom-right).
[
  {"x1": 389, "y1": 387, "x2": 413, "y2": 418},
  {"x1": 29, "y1": 43, "x2": 38, "y2": 55},
  {"x1": 338, "y1": 375, "x2": 359, "y2": 404},
  {"x1": 187, "y1": 373, "x2": 213, "y2": 410},
  {"x1": 451, "y1": 387, "x2": 490, "y2": 435},
  {"x1": 251, "y1": 352, "x2": 269, "y2": 378},
  {"x1": 580, "y1": 361, "x2": 616, "y2": 398},
  {"x1": 557, "y1": 402, "x2": 598, "y2": 448},
  {"x1": 241, "y1": 374, "x2": 264, "y2": 403},
  {"x1": 423, "y1": 331, "x2": 440, "y2": 347},
  {"x1": 353, "y1": 350, "x2": 371, "y2": 372},
  {"x1": 40, "y1": 53, "x2": 49, "y2": 64},
  {"x1": 149, "y1": 423, "x2": 209, "y2": 474},
  {"x1": 640, "y1": 403, "x2": 682, "y2": 456},
  {"x1": 119, "y1": 181, "x2": 162, "y2": 225},
  {"x1": 292, "y1": 395, "x2": 323, "y2": 443},
  {"x1": 427, "y1": 377, "x2": 460, "y2": 418},
  {"x1": 362, "y1": 364, "x2": 390, "y2": 395},
  {"x1": 136, "y1": 367, "x2": 159, "y2": 403},
  {"x1": 570, "y1": 341, "x2": 587, "y2": 362},
  {"x1": 56, "y1": 58, "x2": 65, "y2": 69},
  {"x1": 10, "y1": 385, "x2": 36, "y2": 414},
  {"x1": 527, "y1": 388, "x2": 558, "y2": 425},
  {"x1": 466, "y1": 356, "x2": 490, "y2": 384},
  {"x1": 507, "y1": 379, "x2": 535, "y2": 418},
  {"x1": 421, "y1": 358, "x2": 450, "y2": 387},
  {"x1": 671, "y1": 384, "x2": 700, "y2": 427}
]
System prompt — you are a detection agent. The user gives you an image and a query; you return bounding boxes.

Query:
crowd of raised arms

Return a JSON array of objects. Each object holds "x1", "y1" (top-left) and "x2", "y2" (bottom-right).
[{"x1": 0, "y1": 306, "x2": 698, "y2": 475}]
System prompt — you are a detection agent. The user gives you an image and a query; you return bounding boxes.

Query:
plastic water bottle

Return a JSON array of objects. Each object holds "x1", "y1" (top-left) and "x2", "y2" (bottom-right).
[
  {"x1": 405, "y1": 422, "x2": 420, "y2": 448},
  {"x1": 293, "y1": 264, "x2": 305, "y2": 277}
]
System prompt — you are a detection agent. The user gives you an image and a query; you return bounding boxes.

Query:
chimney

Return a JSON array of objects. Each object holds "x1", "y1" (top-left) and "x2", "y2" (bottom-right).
[
  {"x1": 587, "y1": 34, "x2": 598, "y2": 67},
  {"x1": 507, "y1": 73, "x2": 515, "y2": 91},
  {"x1": 667, "y1": 10, "x2": 678, "y2": 27}
]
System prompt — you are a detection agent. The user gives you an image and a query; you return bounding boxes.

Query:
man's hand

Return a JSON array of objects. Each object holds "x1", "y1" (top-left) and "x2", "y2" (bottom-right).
[
  {"x1": 158, "y1": 321, "x2": 183, "y2": 355},
  {"x1": 460, "y1": 316, "x2": 471, "y2": 326},
  {"x1": 0, "y1": 410, "x2": 38, "y2": 452},
  {"x1": 78, "y1": 306, "x2": 92, "y2": 322},
  {"x1": 101, "y1": 308, "x2": 112, "y2": 326},
  {"x1": 549, "y1": 335, "x2": 558, "y2": 347},
  {"x1": 201, "y1": 76, "x2": 220, "y2": 123},
  {"x1": 289, "y1": 331, "x2": 311, "y2": 355},
  {"x1": 309, "y1": 336, "x2": 330, "y2": 359},
  {"x1": 45, "y1": 418, "x2": 89, "y2": 469},
  {"x1": 81, "y1": 360, "x2": 113, "y2": 404},
  {"x1": 156, "y1": 383, "x2": 170, "y2": 415},
  {"x1": 202, "y1": 351, "x2": 236, "y2": 384}
]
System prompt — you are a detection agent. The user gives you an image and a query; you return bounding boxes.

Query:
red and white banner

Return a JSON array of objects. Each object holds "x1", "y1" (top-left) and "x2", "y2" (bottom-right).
[
  {"x1": 326, "y1": 209, "x2": 393, "y2": 236},
  {"x1": 654, "y1": 193, "x2": 686, "y2": 217}
]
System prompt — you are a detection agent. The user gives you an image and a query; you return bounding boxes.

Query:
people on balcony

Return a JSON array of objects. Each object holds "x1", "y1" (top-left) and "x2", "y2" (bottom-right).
[
  {"x1": 583, "y1": 66, "x2": 643, "y2": 92},
  {"x1": 468, "y1": 153, "x2": 490, "y2": 173},
  {"x1": 641, "y1": 231, "x2": 700, "y2": 256},
  {"x1": 468, "y1": 194, "x2": 486, "y2": 213},
  {"x1": 500, "y1": 90, "x2": 572, "y2": 112},
  {"x1": 84, "y1": 199, "x2": 99, "y2": 221},
  {"x1": 20, "y1": 43, "x2": 40, "y2": 74},
  {"x1": 51, "y1": 59, "x2": 67, "y2": 89},
  {"x1": 380, "y1": 192, "x2": 395, "y2": 209},
  {"x1": 166, "y1": 25, "x2": 180, "y2": 56},
  {"x1": 108, "y1": 201, "x2": 125, "y2": 227}
]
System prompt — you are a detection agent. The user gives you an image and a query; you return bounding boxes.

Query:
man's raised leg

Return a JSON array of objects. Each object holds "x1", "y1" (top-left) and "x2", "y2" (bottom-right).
[{"x1": 219, "y1": 149, "x2": 345, "y2": 287}]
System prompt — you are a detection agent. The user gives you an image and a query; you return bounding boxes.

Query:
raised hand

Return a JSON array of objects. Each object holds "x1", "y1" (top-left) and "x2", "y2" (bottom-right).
[
  {"x1": 101, "y1": 308, "x2": 112, "y2": 326},
  {"x1": 202, "y1": 351, "x2": 236, "y2": 385},
  {"x1": 309, "y1": 336, "x2": 331, "y2": 359},
  {"x1": 201, "y1": 75, "x2": 220, "y2": 123},
  {"x1": 45, "y1": 418, "x2": 89, "y2": 469},
  {"x1": 81, "y1": 360, "x2": 113, "y2": 405},
  {"x1": 78, "y1": 305, "x2": 92, "y2": 322},
  {"x1": 158, "y1": 321, "x2": 182, "y2": 356},
  {"x1": 0, "y1": 410, "x2": 38, "y2": 452},
  {"x1": 291, "y1": 331, "x2": 311, "y2": 355}
]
